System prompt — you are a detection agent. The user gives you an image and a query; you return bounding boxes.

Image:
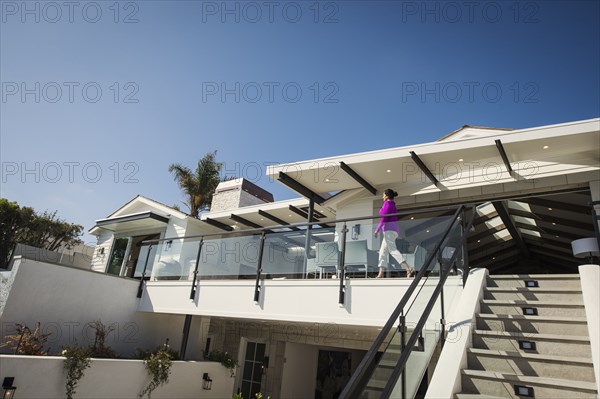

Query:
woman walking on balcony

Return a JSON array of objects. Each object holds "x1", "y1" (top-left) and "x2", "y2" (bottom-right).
[{"x1": 374, "y1": 189, "x2": 415, "y2": 278}]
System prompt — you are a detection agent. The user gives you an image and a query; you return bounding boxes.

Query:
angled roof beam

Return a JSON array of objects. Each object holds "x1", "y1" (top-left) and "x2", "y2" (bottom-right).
[
  {"x1": 230, "y1": 214, "x2": 263, "y2": 229},
  {"x1": 516, "y1": 222, "x2": 582, "y2": 241},
  {"x1": 509, "y1": 208, "x2": 594, "y2": 232},
  {"x1": 468, "y1": 223, "x2": 507, "y2": 242},
  {"x1": 493, "y1": 201, "x2": 531, "y2": 258},
  {"x1": 410, "y1": 151, "x2": 441, "y2": 189},
  {"x1": 518, "y1": 197, "x2": 591, "y2": 215},
  {"x1": 278, "y1": 172, "x2": 326, "y2": 204},
  {"x1": 289, "y1": 205, "x2": 330, "y2": 228},
  {"x1": 257, "y1": 210, "x2": 300, "y2": 231},
  {"x1": 204, "y1": 217, "x2": 234, "y2": 232},
  {"x1": 494, "y1": 139, "x2": 514, "y2": 175},
  {"x1": 339, "y1": 161, "x2": 377, "y2": 196}
]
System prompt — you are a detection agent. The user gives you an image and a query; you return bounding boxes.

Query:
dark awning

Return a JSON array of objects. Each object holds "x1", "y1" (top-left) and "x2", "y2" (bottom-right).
[{"x1": 93, "y1": 211, "x2": 169, "y2": 232}]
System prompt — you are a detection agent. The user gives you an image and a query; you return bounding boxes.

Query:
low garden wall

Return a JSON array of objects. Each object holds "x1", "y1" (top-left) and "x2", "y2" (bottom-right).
[{"x1": 0, "y1": 354, "x2": 235, "y2": 399}]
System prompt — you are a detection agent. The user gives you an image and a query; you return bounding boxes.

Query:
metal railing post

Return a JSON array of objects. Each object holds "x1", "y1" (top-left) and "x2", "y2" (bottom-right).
[
  {"x1": 400, "y1": 312, "x2": 407, "y2": 399},
  {"x1": 254, "y1": 232, "x2": 267, "y2": 303},
  {"x1": 137, "y1": 244, "x2": 153, "y2": 298},
  {"x1": 190, "y1": 238, "x2": 204, "y2": 300},
  {"x1": 338, "y1": 223, "x2": 348, "y2": 305}
]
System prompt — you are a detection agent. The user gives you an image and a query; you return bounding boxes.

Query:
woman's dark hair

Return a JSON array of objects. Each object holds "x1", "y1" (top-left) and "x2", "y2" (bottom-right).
[{"x1": 384, "y1": 189, "x2": 398, "y2": 199}]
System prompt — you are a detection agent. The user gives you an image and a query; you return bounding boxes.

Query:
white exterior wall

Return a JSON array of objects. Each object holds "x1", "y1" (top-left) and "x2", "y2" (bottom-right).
[
  {"x1": 579, "y1": 265, "x2": 600, "y2": 394},
  {"x1": 140, "y1": 277, "x2": 463, "y2": 328},
  {"x1": 0, "y1": 355, "x2": 234, "y2": 399},
  {"x1": 0, "y1": 257, "x2": 206, "y2": 359},
  {"x1": 91, "y1": 230, "x2": 113, "y2": 272}
]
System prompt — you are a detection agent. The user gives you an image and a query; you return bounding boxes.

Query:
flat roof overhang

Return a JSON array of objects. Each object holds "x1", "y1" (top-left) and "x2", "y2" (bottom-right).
[
  {"x1": 266, "y1": 118, "x2": 600, "y2": 197},
  {"x1": 92, "y1": 211, "x2": 169, "y2": 233}
]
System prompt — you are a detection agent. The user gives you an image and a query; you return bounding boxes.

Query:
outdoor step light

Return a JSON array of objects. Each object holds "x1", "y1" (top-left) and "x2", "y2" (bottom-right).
[
  {"x1": 571, "y1": 238, "x2": 600, "y2": 264},
  {"x1": 1, "y1": 378, "x2": 16, "y2": 399}
]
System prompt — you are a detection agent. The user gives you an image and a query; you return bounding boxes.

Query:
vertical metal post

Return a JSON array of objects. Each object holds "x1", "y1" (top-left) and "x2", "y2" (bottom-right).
[
  {"x1": 462, "y1": 207, "x2": 476, "y2": 287},
  {"x1": 303, "y1": 198, "x2": 315, "y2": 277},
  {"x1": 591, "y1": 201, "x2": 600, "y2": 257},
  {"x1": 338, "y1": 222, "x2": 348, "y2": 305},
  {"x1": 254, "y1": 232, "x2": 267, "y2": 303},
  {"x1": 440, "y1": 286, "x2": 446, "y2": 347},
  {"x1": 400, "y1": 312, "x2": 407, "y2": 399},
  {"x1": 180, "y1": 314, "x2": 192, "y2": 360},
  {"x1": 137, "y1": 244, "x2": 153, "y2": 298},
  {"x1": 190, "y1": 238, "x2": 204, "y2": 300}
]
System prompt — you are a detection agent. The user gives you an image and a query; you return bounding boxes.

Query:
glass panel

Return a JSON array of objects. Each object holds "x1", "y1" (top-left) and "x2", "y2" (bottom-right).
[
  {"x1": 241, "y1": 381, "x2": 251, "y2": 398},
  {"x1": 255, "y1": 342, "x2": 265, "y2": 360},
  {"x1": 144, "y1": 237, "x2": 204, "y2": 281},
  {"x1": 242, "y1": 362, "x2": 253, "y2": 381},
  {"x1": 245, "y1": 342, "x2": 256, "y2": 361},
  {"x1": 106, "y1": 238, "x2": 129, "y2": 275},
  {"x1": 198, "y1": 234, "x2": 261, "y2": 279},
  {"x1": 355, "y1": 211, "x2": 466, "y2": 398}
]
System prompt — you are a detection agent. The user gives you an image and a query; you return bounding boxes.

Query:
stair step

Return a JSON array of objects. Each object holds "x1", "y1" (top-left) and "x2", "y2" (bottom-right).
[
  {"x1": 455, "y1": 394, "x2": 509, "y2": 399},
  {"x1": 487, "y1": 274, "x2": 581, "y2": 289},
  {"x1": 461, "y1": 369, "x2": 598, "y2": 398},
  {"x1": 472, "y1": 330, "x2": 592, "y2": 357},
  {"x1": 476, "y1": 314, "x2": 589, "y2": 336},
  {"x1": 466, "y1": 348, "x2": 595, "y2": 382},
  {"x1": 483, "y1": 287, "x2": 582, "y2": 302},
  {"x1": 480, "y1": 300, "x2": 586, "y2": 317}
]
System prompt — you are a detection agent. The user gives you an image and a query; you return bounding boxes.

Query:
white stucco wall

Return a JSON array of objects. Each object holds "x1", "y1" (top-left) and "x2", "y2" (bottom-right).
[
  {"x1": 0, "y1": 257, "x2": 206, "y2": 359},
  {"x1": 140, "y1": 277, "x2": 463, "y2": 328},
  {"x1": 579, "y1": 264, "x2": 600, "y2": 393},
  {"x1": 0, "y1": 354, "x2": 234, "y2": 399}
]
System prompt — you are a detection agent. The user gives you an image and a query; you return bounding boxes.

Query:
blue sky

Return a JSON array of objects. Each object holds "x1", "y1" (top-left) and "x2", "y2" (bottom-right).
[{"x1": 1, "y1": 0, "x2": 599, "y2": 244}]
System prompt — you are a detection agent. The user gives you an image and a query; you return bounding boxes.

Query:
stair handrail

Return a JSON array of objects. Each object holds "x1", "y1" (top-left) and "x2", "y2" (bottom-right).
[
  {"x1": 339, "y1": 205, "x2": 465, "y2": 399},
  {"x1": 379, "y1": 207, "x2": 477, "y2": 398}
]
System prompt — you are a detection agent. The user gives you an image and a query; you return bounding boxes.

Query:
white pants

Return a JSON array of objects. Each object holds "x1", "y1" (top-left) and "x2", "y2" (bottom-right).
[{"x1": 378, "y1": 231, "x2": 407, "y2": 269}]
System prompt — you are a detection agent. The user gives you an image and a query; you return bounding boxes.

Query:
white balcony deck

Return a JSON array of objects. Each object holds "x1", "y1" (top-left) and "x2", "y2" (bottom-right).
[{"x1": 138, "y1": 276, "x2": 464, "y2": 327}]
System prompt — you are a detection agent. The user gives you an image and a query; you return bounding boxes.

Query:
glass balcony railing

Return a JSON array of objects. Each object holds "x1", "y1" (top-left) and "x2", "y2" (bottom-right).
[{"x1": 134, "y1": 206, "x2": 470, "y2": 305}]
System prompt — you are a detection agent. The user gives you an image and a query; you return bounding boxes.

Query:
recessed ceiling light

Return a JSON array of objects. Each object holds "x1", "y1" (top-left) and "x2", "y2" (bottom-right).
[
  {"x1": 288, "y1": 214, "x2": 292, "y2": 217},
  {"x1": 543, "y1": 145, "x2": 549, "y2": 149},
  {"x1": 492, "y1": 257, "x2": 496, "y2": 260},
  {"x1": 477, "y1": 240, "x2": 481, "y2": 243},
  {"x1": 552, "y1": 222, "x2": 556, "y2": 225},
  {"x1": 459, "y1": 158, "x2": 464, "y2": 162},
  {"x1": 386, "y1": 169, "x2": 391, "y2": 173},
  {"x1": 426, "y1": 230, "x2": 430, "y2": 233},
  {"x1": 410, "y1": 217, "x2": 414, "y2": 220},
  {"x1": 548, "y1": 208, "x2": 553, "y2": 211},
  {"x1": 555, "y1": 235, "x2": 559, "y2": 238},
  {"x1": 325, "y1": 178, "x2": 330, "y2": 182}
]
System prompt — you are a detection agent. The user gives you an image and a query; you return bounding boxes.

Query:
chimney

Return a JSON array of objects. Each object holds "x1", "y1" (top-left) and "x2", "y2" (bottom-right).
[{"x1": 210, "y1": 179, "x2": 274, "y2": 213}]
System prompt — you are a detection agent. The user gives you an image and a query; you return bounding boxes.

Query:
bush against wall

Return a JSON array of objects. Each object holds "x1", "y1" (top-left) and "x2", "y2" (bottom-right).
[
  {"x1": 2, "y1": 322, "x2": 51, "y2": 355},
  {"x1": 138, "y1": 341, "x2": 177, "y2": 398}
]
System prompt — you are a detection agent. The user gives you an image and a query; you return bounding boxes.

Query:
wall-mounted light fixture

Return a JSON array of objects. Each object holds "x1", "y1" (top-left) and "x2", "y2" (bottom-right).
[
  {"x1": 2, "y1": 377, "x2": 16, "y2": 399},
  {"x1": 571, "y1": 237, "x2": 600, "y2": 264},
  {"x1": 202, "y1": 373, "x2": 212, "y2": 390}
]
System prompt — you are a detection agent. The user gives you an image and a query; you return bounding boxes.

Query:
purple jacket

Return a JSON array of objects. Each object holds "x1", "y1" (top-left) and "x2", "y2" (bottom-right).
[{"x1": 376, "y1": 200, "x2": 400, "y2": 234}]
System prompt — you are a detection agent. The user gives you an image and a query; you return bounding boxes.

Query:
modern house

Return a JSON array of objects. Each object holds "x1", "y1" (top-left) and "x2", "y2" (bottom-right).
[{"x1": 1, "y1": 118, "x2": 599, "y2": 399}]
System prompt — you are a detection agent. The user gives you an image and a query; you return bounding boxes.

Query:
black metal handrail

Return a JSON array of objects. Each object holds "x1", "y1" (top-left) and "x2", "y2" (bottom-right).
[
  {"x1": 379, "y1": 208, "x2": 477, "y2": 398},
  {"x1": 339, "y1": 205, "x2": 465, "y2": 399}
]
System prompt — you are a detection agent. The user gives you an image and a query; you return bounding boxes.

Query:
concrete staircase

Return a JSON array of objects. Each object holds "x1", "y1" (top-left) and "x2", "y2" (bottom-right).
[{"x1": 456, "y1": 274, "x2": 598, "y2": 399}]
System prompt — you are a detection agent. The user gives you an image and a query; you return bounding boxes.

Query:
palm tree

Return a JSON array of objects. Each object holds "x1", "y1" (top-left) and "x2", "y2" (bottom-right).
[{"x1": 168, "y1": 151, "x2": 229, "y2": 218}]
